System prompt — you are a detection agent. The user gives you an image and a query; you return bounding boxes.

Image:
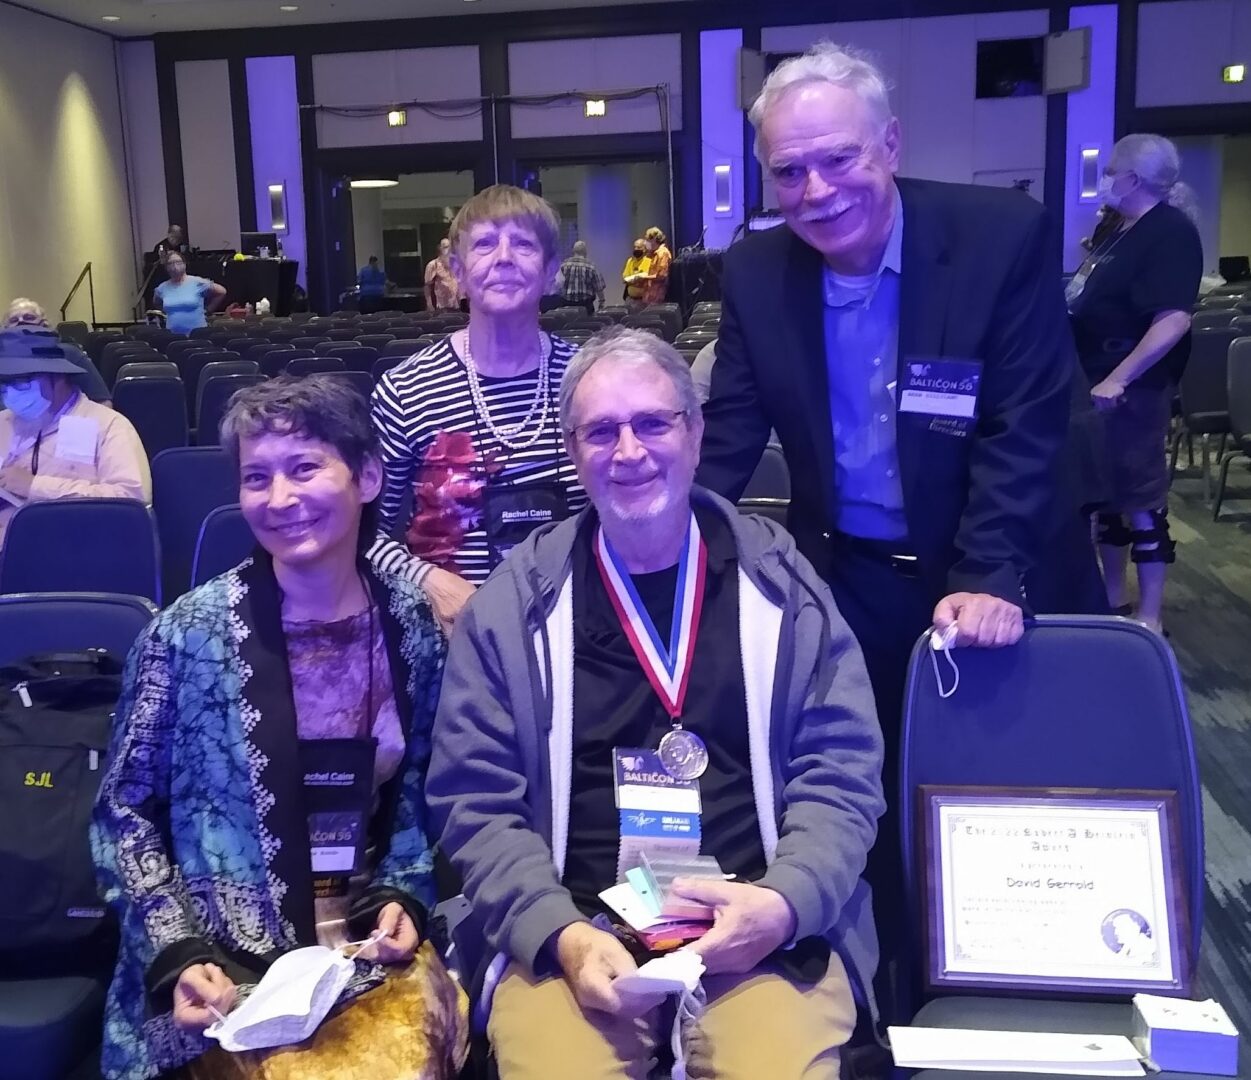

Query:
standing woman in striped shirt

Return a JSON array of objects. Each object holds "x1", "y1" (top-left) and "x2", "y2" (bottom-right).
[{"x1": 370, "y1": 185, "x2": 586, "y2": 631}]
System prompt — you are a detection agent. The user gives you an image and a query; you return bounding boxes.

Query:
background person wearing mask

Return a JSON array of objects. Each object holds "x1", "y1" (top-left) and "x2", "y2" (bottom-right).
[
  {"x1": 151, "y1": 252, "x2": 226, "y2": 334},
  {"x1": 0, "y1": 332, "x2": 149, "y2": 546},
  {"x1": 424, "y1": 237, "x2": 462, "y2": 312},
  {"x1": 640, "y1": 226, "x2": 671, "y2": 306},
  {"x1": 152, "y1": 224, "x2": 188, "y2": 265},
  {"x1": 622, "y1": 238, "x2": 651, "y2": 308},
  {"x1": 1066, "y1": 133, "x2": 1202, "y2": 634},
  {"x1": 4, "y1": 297, "x2": 110, "y2": 405}
]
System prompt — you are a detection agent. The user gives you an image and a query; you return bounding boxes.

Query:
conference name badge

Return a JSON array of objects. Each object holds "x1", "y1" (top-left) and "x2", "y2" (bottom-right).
[
  {"x1": 613, "y1": 748, "x2": 702, "y2": 880},
  {"x1": 899, "y1": 358, "x2": 982, "y2": 424}
]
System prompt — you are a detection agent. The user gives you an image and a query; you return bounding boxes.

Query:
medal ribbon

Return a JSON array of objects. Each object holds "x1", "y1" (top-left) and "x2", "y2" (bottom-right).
[{"x1": 594, "y1": 513, "x2": 707, "y2": 720}]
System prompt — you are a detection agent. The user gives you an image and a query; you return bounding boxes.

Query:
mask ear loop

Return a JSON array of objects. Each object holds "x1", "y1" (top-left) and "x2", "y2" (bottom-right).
[{"x1": 928, "y1": 629, "x2": 961, "y2": 699}]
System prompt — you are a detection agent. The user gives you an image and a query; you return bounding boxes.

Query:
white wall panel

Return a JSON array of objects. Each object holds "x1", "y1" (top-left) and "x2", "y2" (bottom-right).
[
  {"x1": 508, "y1": 35, "x2": 682, "y2": 138},
  {"x1": 313, "y1": 47, "x2": 482, "y2": 148},
  {"x1": 176, "y1": 59, "x2": 241, "y2": 251},
  {"x1": 1137, "y1": 0, "x2": 1251, "y2": 108},
  {"x1": 118, "y1": 40, "x2": 168, "y2": 269}
]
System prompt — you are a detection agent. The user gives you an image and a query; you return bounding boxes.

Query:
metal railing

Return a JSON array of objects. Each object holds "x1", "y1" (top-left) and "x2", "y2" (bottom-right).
[
  {"x1": 60, "y1": 262, "x2": 97, "y2": 326},
  {"x1": 132, "y1": 261, "x2": 161, "y2": 322}
]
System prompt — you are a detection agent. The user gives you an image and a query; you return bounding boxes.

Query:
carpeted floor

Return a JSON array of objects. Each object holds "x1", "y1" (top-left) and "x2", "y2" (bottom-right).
[{"x1": 1160, "y1": 457, "x2": 1251, "y2": 1071}]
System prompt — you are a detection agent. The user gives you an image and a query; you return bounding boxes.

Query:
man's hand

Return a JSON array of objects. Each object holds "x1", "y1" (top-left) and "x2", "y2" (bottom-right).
[
  {"x1": 0, "y1": 464, "x2": 33, "y2": 499},
  {"x1": 1090, "y1": 377, "x2": 1127, "y2": 412},
  {"x1": 172, "y1": 963, "x2": 237, "y2": 1032},
  {"x1": 933, "y1": 592, "x2": 1024, "y2": 648},
  {"x1": 367, "y1": 901, "x2": 421, "y2": 965},
  {"x1": 423, "y1": 566, "x2": 477, "y2": 635},
  {"x1": 671, "y1": 879, "x2": 796, "y2": 975},
  {"x1": 554, "y1": 922, "x2": 640, "y2": 1016}
]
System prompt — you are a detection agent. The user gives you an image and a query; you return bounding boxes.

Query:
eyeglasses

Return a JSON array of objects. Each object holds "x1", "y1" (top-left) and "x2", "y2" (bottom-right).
[{"x1": 569, "y1": 409, "x2": 689, "y2": 448}]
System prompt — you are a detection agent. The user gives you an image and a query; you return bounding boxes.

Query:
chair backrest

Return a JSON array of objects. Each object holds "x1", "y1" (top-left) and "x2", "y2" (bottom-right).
[
  {"x1": 1200, "y1": 295, "x2": 1239, "y2": 309},
  {"x1": 0, "y1": 592, "x2": 157, "y2": 666},
  {"x1": 622, "y1": 312, "x2": 673, "y2": 340},
  {"x1": 900, "y1": 616, "x2": 1204, "y2": 988},
  {"x1": 324, "y1": 346, "x2": 377, "y2": 373},
  {"x1": 1226, "y1": 337, "x2": 1251, "y2": 444},
  {"x1": 219, "y1": 337, "x2": 269, "y2": 358},
  {"x1": 741, "y1": 443, "x2": 791, "y2": 500},
  {"x1": 538, "y1": 314, "x2": 566, "y2": 333},
  {"x1": 101, "y1": 342, "x2": 159, "y2": 386},
  {"x1": 382, "y1": 339, "x2": 424, "y2": 359},
  {"x1": 1230, "y1": 315, "x2": 1251, "y2": 337},
  {"x1": 56, "y1": 321, "x2": 90, "y2": 348},
  {"x1": 197, "y1": 374, "x2": 265, "y2": 446},
  {"x1": 1191, "y1": 309, "x2": 1236, "y2": 331},
  {"x1": 291, "y1": 335, "x2": 328, "y2": 350},
  {"x1": 326, "y1": 328, "x2": 359, "y2": 341},
  {"x1": 128, "y1": 326, "x2": 178, "y2": 352},
  {"x1": 325, "y1": 369, "x2": 374, "y2": 401},
  {"x1": 1179, "y1": 328, "x2": 1238, "y2": 420},
  {"x1": 115, "y1": 360, "x2": 180, "y2": 381},
  {"x1": 151, "y1": 446, "x2": 239, "y2": 600},
  {"x1": 258, "y1": 345, "x2": 295, "y2": 377},
  {"x1": 188, "y1": 325, "x2": 218, "y2": 341},
  {"x1": 287, "y1": 355, "x2": 345, "y2": 376},
  {"x1": 373, "y1": 355, "x2": 407, "y2": 382},
  {"x1": 173, "y1": 349, "x2": 231, "y2": 415},
  {"x1": 85, "y1": 330, "x2": 123, "y2": 364},
  {"x1": 355, "y1": 334, "x2": 396, "y2": 351},
  {"x1": 112, "y1": 376, "x2": 189, "y2": 458},
  {"x1": 692, "y1": 301, "x2": 721, "y2": 315},
  {"x1": 196, "y1": 360, "x2": 260, "y2": 410},
  {"x1": 191, "y1": 504, "x2": 255, "y2": 586},
  {"x1": 0, "y1": 499, "x2": 161, "y2": 603}
]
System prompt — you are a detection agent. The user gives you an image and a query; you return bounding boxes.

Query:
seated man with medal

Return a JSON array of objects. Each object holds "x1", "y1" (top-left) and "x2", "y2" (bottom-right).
[
  {"x1": 91, "y1": 376, "x2": 467, "y2": 1080},
  {"x1": 428, "y1": 328, "x2": 885, "y2": 1079}
]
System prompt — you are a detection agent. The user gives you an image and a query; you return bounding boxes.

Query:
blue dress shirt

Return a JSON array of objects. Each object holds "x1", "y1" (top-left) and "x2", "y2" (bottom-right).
[{"x1": 823, "y1": 192, "x2": 907, "y2": 541}]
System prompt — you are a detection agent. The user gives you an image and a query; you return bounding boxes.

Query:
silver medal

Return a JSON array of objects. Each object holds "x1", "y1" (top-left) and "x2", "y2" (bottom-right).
[{"x1": 658, "y1": 727, "x2": 709, "y2": 781}]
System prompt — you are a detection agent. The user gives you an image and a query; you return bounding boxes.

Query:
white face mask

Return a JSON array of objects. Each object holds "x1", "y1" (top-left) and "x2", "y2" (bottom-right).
[
  {"x1": 205, "y1": 946, "x2": 355, "y2": 1052},
  {"x1": 1098, "y1": 172, "x2": 1130, "y2": 209},
  {"x1": 2, "y1": 381, "x2": 50, "y2": 423}
]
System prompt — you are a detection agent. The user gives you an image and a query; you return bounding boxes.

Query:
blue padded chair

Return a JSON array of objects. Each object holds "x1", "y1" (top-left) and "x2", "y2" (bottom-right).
[
  {"x1": 287, "y1": 356, "x2": 344, "y2": 377},
  {"x1": 0, "y1": 499, "x2": 160, "y2": 603},
  {"x1": 196, "y1": 374, "x2": 265, "y2": 448},
  {"x1": 151, "y1": 447, "x2": 238, "y2": 602},
  {"x1": 325, "y1": 369, "x2": 374, "y2": 400},
  {"x1": 195, "y1": 360, "x2": 260, "y2": 414},
  {"x1": 900, "y1": 616, "x2": 1203, "y2": 1067},
  {"x1": 112, "y1": 375, "x2": 189, "y2": 459},
  {"x1": 191, "y1": 504, "x2": 254, "y2": 586},
  {"x1": 0, "y1": 592, "x2": 156, "y2": 666}
]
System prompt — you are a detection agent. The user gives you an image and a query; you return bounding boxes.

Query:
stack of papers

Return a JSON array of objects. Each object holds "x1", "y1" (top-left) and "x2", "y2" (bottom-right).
[
  {"x1": 599, "y1": 853, "x2": 725, "y2": 950},
  {"x1": 887, "y1": 1027, "x2": 1146, "y2": 1076}
]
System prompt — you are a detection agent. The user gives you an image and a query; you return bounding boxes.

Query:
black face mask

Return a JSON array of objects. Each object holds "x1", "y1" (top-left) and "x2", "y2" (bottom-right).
[{"x1": 633, "y1": 250, "x2": 645, "y2": 258}]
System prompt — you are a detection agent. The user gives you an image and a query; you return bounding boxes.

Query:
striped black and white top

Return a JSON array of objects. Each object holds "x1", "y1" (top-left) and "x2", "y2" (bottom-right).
[{"x1": 369, "y1": 333, "x2": 587, "y2": 585}]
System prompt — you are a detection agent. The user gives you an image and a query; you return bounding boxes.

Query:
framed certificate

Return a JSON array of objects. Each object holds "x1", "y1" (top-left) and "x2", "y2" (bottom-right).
[{"x1": 921, "y1": 786, "x2": 1190, "y2": 995}]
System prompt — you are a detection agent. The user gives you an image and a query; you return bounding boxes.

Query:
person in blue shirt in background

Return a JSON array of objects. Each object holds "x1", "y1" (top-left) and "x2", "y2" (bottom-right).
[
  {"x1": 151, "y1": 253, "x2": 225, "y2": 334},
  {"x1": 358, "y1": 255, "x2": 390, "y2": 314}
]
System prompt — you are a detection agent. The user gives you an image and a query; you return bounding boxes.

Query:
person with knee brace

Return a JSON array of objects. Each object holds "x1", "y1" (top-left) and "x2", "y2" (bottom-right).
[{"x1": 1067, "y1": 133, "x2": 1203, "y2": 633}]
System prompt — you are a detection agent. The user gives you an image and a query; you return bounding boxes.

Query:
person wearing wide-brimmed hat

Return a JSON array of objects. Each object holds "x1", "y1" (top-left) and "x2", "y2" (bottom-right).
[
  {"x1": 4, "y1": 297, "x2": 111, "y2": 405},
  {"x1": 0, "y1": 330, "x2": 150, "y2": 546}
]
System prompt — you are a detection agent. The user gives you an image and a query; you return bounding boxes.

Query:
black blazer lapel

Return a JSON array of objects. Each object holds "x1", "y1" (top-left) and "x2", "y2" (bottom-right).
[
  {"x1": 782, "y1": 233, "x2": 838, "y2": 522},
  {"x1": 235, "y1": 552, "x2": 317, "y2": 944},
  {"x1": 896, "y1": 179, "x2": 956, "y2": 524}
]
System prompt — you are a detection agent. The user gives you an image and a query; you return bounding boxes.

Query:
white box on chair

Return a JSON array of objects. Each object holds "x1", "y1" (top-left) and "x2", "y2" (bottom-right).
[{"x1": 1132, "y1": 994, "x2": 1239, "y2": 1075}]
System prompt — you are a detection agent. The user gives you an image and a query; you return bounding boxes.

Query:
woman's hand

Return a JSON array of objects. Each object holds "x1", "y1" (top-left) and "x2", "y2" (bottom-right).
[
  {"x1": 173, "y1": 963, "x2": 237, "y2": 1032},
  {"x1": 369, "y1": 902, "x2": 421, "y2": 965},
  {"x1": 1091, "y1": 377, "x2": 1127, "y2": 412},
  {"x1": 423, "y1": 566, "x2": 477, "y2": 635}
]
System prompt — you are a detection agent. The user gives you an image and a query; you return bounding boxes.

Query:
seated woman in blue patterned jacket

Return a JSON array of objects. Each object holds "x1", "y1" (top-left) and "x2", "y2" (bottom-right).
[{"x1": 91, "y1": 375, "x2": 467, "y2": 1080}]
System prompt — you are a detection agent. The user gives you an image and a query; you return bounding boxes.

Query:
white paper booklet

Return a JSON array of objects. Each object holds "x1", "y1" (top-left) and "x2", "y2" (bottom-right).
[{"x1": 887, "y1": 1026, "x2": 1146, "y2": 1076}]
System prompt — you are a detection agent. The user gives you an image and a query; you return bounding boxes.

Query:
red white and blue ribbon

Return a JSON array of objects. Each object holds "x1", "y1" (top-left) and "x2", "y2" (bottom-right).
[{"x1": 594, "y1": 513, "x2": 707, "y2": 720}]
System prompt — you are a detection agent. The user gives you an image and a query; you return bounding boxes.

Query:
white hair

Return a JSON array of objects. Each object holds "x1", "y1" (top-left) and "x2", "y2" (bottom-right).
[
  {"x1": 749, "y1": 41, "x2": 894, "y2": 164},
  {"x1": 1110, "y1": 133, "x2": 1199, "y2": 225}
]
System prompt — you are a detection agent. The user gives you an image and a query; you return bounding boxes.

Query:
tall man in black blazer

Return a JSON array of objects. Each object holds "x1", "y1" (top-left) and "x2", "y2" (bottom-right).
[{"x1": 698, "y1": 43, "x2": 1093, "y2": 1011}]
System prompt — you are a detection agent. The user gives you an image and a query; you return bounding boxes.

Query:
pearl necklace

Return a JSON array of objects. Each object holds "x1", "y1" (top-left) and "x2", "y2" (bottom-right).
[{"x1": 460, "y1": 329, "x2": 552, "y2": 451}]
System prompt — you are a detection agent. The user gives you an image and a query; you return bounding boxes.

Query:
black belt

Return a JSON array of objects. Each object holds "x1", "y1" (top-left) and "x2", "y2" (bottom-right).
[{"x1": 829, "y1": 531, "x2": 921, "y2": 578}]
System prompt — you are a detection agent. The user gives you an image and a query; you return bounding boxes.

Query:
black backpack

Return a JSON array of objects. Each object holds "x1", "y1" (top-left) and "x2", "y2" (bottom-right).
[{"x1": 0, "y1": 650, "x2": 123, "y2": 975}]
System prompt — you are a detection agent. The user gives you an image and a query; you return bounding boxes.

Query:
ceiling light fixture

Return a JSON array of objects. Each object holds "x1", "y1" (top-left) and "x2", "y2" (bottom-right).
[
  {"x1": 387, "y1": 109, "x2": 408, "y2": 127},
  {"x1": 279, "y1": 4, "x2": 300, "y2": 11},
  {"x1": 102, "y1": 14, "x2": 121, "y2": 21},
  {"x1": 350, "y1": 178, "x2": 400, "y2": 189},
  {"x1": 1224, "y1": 63, "x2": 1246, "y2": 83},
  {"x1": 584, "y1": 99, "x2": 606, "y2": 118}
]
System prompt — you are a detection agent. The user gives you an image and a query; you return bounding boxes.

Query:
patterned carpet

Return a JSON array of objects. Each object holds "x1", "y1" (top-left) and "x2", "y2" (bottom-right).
[{"x1": 1163, "y1": 457, "x2": 1251, "y2": 1071}]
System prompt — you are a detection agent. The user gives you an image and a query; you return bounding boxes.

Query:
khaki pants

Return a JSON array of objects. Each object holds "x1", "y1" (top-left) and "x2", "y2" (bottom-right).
[{"x1": 488, "y1": 951, "x2": 855, "y2": 1080}]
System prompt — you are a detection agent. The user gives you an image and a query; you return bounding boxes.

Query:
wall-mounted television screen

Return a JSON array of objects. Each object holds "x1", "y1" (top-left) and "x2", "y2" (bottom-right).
[{"x1": 976, "y1": 37, "x2": 1044, "y2": 98}]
